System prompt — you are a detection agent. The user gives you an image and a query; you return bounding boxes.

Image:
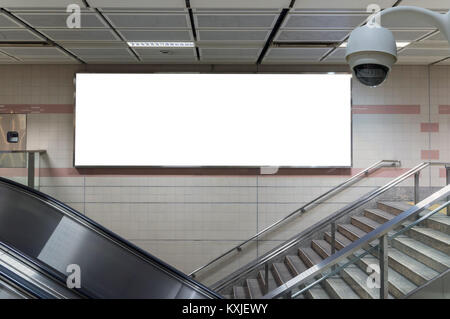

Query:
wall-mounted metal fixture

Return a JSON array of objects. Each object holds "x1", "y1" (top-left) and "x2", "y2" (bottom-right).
[{"x1": 6, "y1": 131, "x2": 19, "y2": 143}]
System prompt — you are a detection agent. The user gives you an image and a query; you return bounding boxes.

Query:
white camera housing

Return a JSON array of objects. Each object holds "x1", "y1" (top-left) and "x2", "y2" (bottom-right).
[{"x1": 345, "y1": 25, "x2": 397, "y2": 87}]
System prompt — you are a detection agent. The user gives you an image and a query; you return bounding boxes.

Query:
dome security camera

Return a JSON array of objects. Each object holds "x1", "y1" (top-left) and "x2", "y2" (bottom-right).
[{"x1": 345, "y1": 25, "x2": 397, "y2": 87}]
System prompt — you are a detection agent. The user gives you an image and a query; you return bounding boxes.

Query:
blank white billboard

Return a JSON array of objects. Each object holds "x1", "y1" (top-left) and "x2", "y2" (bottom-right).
[{"x1": 74, "y1": 73, "x2": 351, "y2": 167}]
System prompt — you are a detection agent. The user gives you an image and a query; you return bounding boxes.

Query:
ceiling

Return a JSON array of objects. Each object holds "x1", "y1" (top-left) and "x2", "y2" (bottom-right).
[{"x1": 0, "y1": 0, "x2": 448, "y2": 65}]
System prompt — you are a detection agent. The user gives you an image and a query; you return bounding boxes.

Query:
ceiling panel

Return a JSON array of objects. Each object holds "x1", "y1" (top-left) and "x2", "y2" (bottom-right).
[
  {"x1": 1, "y1": 0, "x2": 86, "y2": 8},
  {"x1": 87, "y1": 0, "x2": 186, "y2": 9},
  {"x1": 200, "y1": 47, "x2": 261, "y2": 57},
  {"x1": 264, "y1": 47, "x2": 329, "y2": 62},
  {"x1": 197, "y1": 30, "x2": 270, "y2": 41},
  {"x1": 0, "y1": 13, "x2": 24, "y2": 28},
  {"x1": 18, "y1": 57, "x2": 78, "y2": 63},
  {"x1": 381, "y1": 14, "x2": 437, "y2": 29},
  {"x1": 396, "y1": 56, "x2": 447, "y2": 64},
  {"x1": 117, "y1": 29, "x2": 193, "y2": 41},
  {"x1": 391, "y1": 30, "x2": 433, "y2": 41},
  {"x1": 39, "y1": 29, "x2": 120, "y2": 41},
  {"x1": 199, "y1": 47, "x2": 260, "y2": 63},
  {"x1": 324, "y1": 47, "x2": 346, "y2": 63},
  {"x1": 195, "y1": 14, "x2": 278, "y2": 29},
  {"x1": 275, "y1": 30, "x2": 349, "y2": 42},
  {"x1": 0, "y1": 46, "x2": 76, "y2": 63},
  {"x1": 15, "y1": 13, "x2": 108, "y2": 28},
  {"x1": 435, "y1": 57, "x2": 450, "y2": 65},
  {"x1": 78, "y1": 57, "x2": 137, "y2": 63},
  {"x1": 399, "y1": 1, "x2": 450, "y2": 10},
  {"x1": 99, "y1": 8, "x2": 186, "y2": 13},
  {"x1": 135, "y1": 47, "x2": 195, "y2": 57},
  {"x1": 293, "y1": 0, "x2": 397, "y2": 10},
  {"x1": 104, "y1": 13, "x2": 190, "y2": 28},
  {"x1": 190, "y1": 0, "x2": 291, "y2": 9},
  {"x1": 399, "y1": 48, "x2": 450, "y2": 57},
  {"x1": 201, "y1": 58, "x2": 257, "y2": 63},
  {"x1": 425, "y1": 31, "x2": 446, "y2": 41},
  {"x1": 282, "y1": 14, "x2": 368, "y2": 29},
  {"x1": 67, "y1": 47, "x2": 136, "y2": 60},
  {"x1": 139, "y1": 56, "x2": 197, "y2": 63},
  {"x1": 0, "y1": 29, "x2": 44, "y2": 41},
  {"x1": 0, "y1": 47, "x2": 69, "y2": 57},
  {"x1": 0, "y1": 51, "x2": 17, "y2": 61},
  {"x1": 408, "y1": 39, "x2": 449, "y2": 49}
]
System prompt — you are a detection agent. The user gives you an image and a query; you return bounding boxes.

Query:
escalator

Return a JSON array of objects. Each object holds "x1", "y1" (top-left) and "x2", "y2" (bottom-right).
[{"x1": 0, "y1": 177, "x2": 221, "y2": 299}]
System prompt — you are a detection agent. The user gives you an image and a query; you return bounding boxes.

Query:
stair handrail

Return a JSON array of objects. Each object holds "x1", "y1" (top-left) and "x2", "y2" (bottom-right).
[
  {"x1": 262, "y1": 183, "x2": 450, "y2": 299},
  {"x1": 189, "y1": 160, "x2": 400, "y2": 278},
  {"x1": 211, "y1": 161, "x2": 449, "y2": 291},
  {"x1": 289, "y1": 199, "x2": 450, "y2": 299}
]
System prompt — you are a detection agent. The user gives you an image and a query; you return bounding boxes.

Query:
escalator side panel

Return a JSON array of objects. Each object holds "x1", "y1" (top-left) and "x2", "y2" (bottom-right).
[
  {"x1": 0, "y1": 179, "x2": 219, "y2": 299},
  {"x1": 0, "y1": 186, "x2": 62, "y2": 256}
]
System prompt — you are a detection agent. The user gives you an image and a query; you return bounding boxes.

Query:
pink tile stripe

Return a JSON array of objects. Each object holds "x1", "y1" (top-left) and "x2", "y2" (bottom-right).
[
  {"x1": 0, "y1": 104, "x2": 74, "y2": 114},
  {"x1": 0, "y1": 167, "x2": 409, "y2": 178},
  {"x1": 421, "y1": 150, "x2": 440, "y2": 160},
  {"x1": 352, "y1": 105, "x2": 420, "y2": 114},
  {"x1": 439, "y1": 168, "x2": 447, "y2": 178},
  {"x1": 420, "y1": 123, "x2": 439, "y2": 132},
  {"x1": 439, "y1": 105, "x2": 450, "y2": 114}
]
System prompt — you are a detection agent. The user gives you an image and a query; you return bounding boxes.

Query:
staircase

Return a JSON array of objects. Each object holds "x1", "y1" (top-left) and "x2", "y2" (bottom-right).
[{"x1": 224, "y1": 201, "x2": 450, "y2": 299}]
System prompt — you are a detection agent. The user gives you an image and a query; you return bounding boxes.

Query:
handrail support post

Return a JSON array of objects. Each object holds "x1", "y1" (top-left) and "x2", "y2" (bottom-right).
[
  {"x1": 446, "y1": 165, "x2": 450, "y2": 216},
  {"x1": 379, "y1": 235, "x2": 389, "y2": 299},
  {"x1": 414, "y1": 172, "x2": 420, "y2": 204},
  {"x1": 264, "y1": 263, "x2": 269, "y2": 295},
  {"x1": 331, "y1": 222, "x2": 336, "y2": 270},
  {"x1": 27, "y1": 152, "x2": 35, "y2": 189}
]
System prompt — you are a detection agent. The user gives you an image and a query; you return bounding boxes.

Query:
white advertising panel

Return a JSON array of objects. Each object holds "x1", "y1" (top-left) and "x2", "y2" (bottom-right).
[{"x1": 75, "y1": 73, "x2": 351, "y2": 167}]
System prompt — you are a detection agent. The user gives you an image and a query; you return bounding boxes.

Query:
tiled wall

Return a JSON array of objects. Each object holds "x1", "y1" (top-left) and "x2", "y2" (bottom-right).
[{"x1": 0, "y1": 64, "x2": 449, "y2": 285}]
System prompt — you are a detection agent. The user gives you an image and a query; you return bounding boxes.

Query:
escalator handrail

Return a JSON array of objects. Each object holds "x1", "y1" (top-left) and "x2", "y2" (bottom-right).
[
  {"x1": 0, "y1": 263, "x2": 55, "y2": 299},
  {"x1": 0, "y1": 176, "x2": 222, "y2": 299},
  {"x1": 0, "y1": 240, "x2": 93, "y2": 298}
]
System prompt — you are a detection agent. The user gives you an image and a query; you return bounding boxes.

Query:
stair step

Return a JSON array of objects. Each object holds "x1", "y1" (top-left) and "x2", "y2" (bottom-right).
[
  {"x1": 222, "y1": 294, "x2": 232, "y2": 299},
  {"x1": 364, "y1": 209, "x2": 396, "y2": 224},
  {"x1": 298, "y1": 247, "x2": 323, "y2": 267},
  {"x1": 338, "y1": 223, "x2": 367, "y2": 241},
  {"x1": 324, "y1": 231, "x2": 352, "y2": 250},
  {"x1": 246, "y1": 279, "x2": 263, "y2": 299},
  {"x1": 384, "y1": 248, "x2": 440, "y2": 286},
  {"x1": 400, "y1": 202, "x2": 450, "y2": 233},
  {"x1": 285, "y1": 255, "x2": 308, "y2": 276},
  {"x1": 322, "y1": 277, "x2": 360, "y2": 299},
  {"x1": 351, "y1": 215, "x2": 382, "y2": 233},
  {"x1": 356, "y1": 255, "x2": 417, "y2": 298},
  {"x1": 391, "y1": 236, "x2": 450, "y2": 272},
  {"x1": 272, "y1": 263, "x2": 293, "y2": 285},
  {"x1": 340, "y1": 265, "x2": 393, "y2": 299},
  {"x1": 311, "y1": 239, "x2": 332, "y2": 259},
  {"x1": 406, "y1": 227, "x2": 450, "y2": 254},
  {"x1": 304, "y1": 286, "x2": 330, "y2": 299},
  {"x1": 421, "y1": 215, "x2": 450, "y2": 234},
  {"x1": 233, "y1": 286, "x2": 249, "y2": 299},
  {"x1": 378, "y1": 201, "x2": 412, "y2": 216},
  {"x1": 257, "y1": 269, "x2": 277, "y2": 292}
]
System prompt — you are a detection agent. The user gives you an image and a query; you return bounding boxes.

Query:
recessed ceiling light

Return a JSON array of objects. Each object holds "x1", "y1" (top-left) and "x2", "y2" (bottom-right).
[{"x1": 127, "y1": 42, "x2": 195, "y2": 48}]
